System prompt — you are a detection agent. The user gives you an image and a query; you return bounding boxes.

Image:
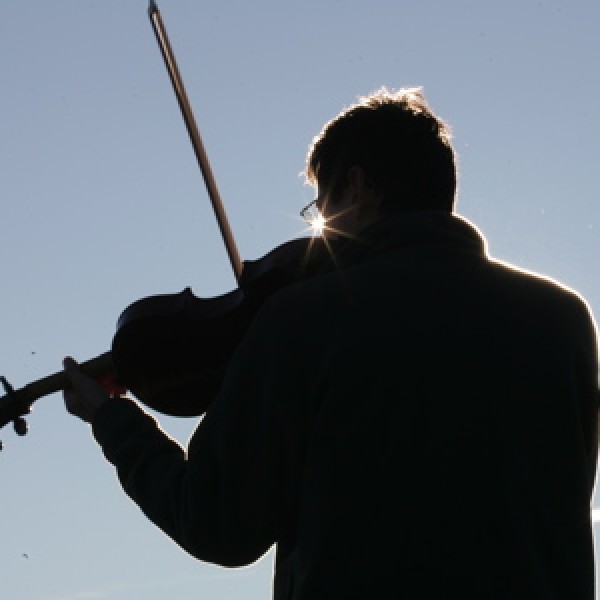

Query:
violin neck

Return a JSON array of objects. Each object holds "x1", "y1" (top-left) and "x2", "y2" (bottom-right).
[{"x1": 0, "y1": 351, "x2": 113, "y2": 430}]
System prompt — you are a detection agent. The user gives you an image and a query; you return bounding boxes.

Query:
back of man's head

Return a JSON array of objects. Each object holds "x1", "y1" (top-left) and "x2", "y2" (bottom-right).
[{"x1": 306, "y1": 87, "x2": 457, "y2": 213}]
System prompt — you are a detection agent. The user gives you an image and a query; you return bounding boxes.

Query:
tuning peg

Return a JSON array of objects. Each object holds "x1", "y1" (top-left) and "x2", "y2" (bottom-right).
[
  {"x1": 13, "y1": 417, "x2": 28, "y2": 437},
  {"x1": 1, "y1": 375, "x2": 14, "y2": 396}
]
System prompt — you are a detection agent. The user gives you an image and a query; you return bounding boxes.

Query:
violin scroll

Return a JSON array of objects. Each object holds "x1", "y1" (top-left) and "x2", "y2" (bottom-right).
[{"x1": 0, "y1": 376, "x2": 31, "y2": 451}]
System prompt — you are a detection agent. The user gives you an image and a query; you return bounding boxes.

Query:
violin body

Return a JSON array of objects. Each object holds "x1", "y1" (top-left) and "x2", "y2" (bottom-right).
[{"x1": 111, "y1": 236, "x2": 335, "y2": 417}]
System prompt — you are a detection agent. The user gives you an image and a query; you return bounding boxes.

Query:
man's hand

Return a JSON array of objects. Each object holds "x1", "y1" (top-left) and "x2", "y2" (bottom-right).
[{"x1": 63, "y1": 357, "x2": 110, "y2": 423}]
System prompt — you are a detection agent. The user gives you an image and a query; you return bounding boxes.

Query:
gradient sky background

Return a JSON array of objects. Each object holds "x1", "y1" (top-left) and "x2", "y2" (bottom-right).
[{"x1": 1, "y1": 1, "x2": 599, "y2": 598}]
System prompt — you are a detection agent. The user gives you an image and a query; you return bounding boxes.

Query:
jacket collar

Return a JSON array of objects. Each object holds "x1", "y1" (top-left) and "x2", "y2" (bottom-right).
[{"x1": 332, "y1": 210, "x2": 488, "y2": 266}]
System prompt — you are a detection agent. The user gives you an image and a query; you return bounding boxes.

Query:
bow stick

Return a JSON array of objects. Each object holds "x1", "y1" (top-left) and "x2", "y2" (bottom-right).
[{"x1": 148, "y1": 0, "x2": 243, "y2": 282}]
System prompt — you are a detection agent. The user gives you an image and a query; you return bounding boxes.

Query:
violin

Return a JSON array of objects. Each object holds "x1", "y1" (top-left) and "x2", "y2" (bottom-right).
[
  {"x1": 0, "y1": 235, "x2": 334, "y2": 443},
  {"x1": 0, "y1": 1, "x2": 333, "y2": 448}
]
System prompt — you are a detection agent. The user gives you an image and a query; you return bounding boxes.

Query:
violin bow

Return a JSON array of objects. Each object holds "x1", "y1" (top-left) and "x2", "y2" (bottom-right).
[{"x1": 148, "y1": 0, "x2": 244, "y2": 282}]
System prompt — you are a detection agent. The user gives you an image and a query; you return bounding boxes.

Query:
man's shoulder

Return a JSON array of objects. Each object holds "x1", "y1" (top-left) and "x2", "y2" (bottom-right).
[
  {"x1": 488, "y1": 257, "x2": 581, "y2": 295},
  {"x1": 485, "y1": 257, "x2": 594, "y2": 324}
]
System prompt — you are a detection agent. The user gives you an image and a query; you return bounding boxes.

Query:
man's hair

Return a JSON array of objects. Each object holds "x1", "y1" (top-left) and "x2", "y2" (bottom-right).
[{"x1": 305, "y1": 87, "x2": 457, "y2": 212}]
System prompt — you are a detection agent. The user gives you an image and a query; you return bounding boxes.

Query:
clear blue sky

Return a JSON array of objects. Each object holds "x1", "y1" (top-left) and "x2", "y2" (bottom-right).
[{"x1": 1, "y1": 1, "x2": 599, "y2": 598}]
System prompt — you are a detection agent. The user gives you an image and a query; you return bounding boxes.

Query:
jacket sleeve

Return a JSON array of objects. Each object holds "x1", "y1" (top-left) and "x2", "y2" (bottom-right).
[{"x1": 92, "y1": 294, "x2": 311, "y2": 567}]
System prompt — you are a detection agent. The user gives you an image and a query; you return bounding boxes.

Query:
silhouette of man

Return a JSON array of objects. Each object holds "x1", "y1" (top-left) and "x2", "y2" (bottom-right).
[{"x1": 64, "y1": 88, "x2": 598, "y2": 599}]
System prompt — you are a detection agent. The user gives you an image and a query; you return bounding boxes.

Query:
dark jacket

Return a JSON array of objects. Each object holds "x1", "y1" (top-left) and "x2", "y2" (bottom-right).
[{"x1": 93, "y1": 211, "x2": 598, "y2": 599}]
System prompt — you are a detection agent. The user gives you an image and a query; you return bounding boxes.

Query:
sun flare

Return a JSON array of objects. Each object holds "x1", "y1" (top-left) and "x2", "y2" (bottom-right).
[{"x1": 309, "y1": 213, "x2": 327, "y2": 236}]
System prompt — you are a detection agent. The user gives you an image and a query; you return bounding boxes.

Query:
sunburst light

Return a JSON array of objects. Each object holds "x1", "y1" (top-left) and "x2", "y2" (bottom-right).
[{"x1": 308, "y1": 212, "x2": 327, "y2": 236}]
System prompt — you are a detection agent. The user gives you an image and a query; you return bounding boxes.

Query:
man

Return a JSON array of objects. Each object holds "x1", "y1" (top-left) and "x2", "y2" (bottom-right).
[{"x1": 64, "y1": 88, "x2": 598, "y2": 599}]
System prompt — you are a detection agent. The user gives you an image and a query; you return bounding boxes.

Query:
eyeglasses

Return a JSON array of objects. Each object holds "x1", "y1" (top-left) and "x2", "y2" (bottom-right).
[
  {"x1": 300, "y1": 197, "x2": 321, "y2": 226},
  {"x1": 300, "y1": 197, "x2": 327, "y2": 235}
]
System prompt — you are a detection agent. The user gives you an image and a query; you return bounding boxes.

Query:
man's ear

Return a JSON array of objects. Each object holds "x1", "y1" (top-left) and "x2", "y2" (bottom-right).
[
  {"x1": 348, "y1": 165, "x2": 382, "y2": 219},
  {"x1": 346, "y1": 165, "x2": 366, "y2": 196}
]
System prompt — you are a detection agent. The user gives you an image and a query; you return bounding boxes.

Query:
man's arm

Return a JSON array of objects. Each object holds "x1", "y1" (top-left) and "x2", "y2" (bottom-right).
[{"x1": 62, "y1": 295, "x2": 309, "y2": 567}]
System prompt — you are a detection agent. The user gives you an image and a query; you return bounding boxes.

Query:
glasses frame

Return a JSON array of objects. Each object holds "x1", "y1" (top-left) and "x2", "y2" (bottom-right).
[{"x1": 300, "y1": 198, "x2": 318, "y2": 223}]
